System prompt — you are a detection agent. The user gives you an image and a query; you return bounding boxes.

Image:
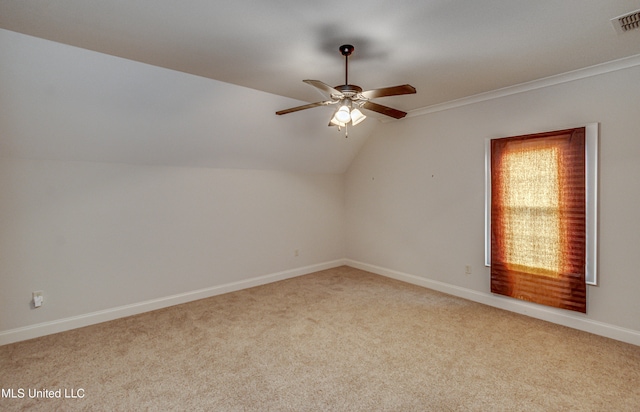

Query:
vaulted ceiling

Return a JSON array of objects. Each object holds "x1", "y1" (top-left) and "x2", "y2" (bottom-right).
[{"x1": 1, "y1": 1, "x2": 640, "y2": 173}]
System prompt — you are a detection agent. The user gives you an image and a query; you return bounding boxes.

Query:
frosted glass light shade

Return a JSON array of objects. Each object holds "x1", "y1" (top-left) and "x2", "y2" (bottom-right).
[
  {"x1": 350, "y1": 108, "x2": 366, "y2": 125},
  {"x1": 335, "y1": 105, "x2": 351, "y2": 123},
  {"x1": 330, "y1": 116, "x2": 347, "y2": 127}
]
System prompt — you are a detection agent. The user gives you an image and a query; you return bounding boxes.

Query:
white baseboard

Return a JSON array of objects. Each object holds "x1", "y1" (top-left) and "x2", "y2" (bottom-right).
[
  {"x1": 346, "y1": 259, "x2": 640, "y2": 346},
  {"x1": 5, "y1": 258, "x2": 637, "y2": 347},
  {"x1": 0, "y1": 259, "x2": 347, "y2": 346}
]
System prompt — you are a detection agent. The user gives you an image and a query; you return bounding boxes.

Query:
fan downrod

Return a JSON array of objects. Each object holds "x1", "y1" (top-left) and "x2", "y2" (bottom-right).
[{"x1": 339, "y1": 44, "x2": 355, "y2": 86}]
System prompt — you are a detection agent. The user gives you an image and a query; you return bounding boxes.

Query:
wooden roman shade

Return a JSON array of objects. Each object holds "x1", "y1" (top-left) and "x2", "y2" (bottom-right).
[{"x1": 491, "y1": 128, "x2": 586, "y2": 313}]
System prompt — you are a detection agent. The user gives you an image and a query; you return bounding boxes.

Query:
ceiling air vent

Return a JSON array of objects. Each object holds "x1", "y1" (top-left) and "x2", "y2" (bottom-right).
[{"x1": 611, "y1": 9, "x2": 640, "y2": 34}]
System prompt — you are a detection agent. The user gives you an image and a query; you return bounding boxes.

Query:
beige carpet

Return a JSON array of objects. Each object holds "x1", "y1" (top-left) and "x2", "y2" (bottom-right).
[{"x1": 1, "y1": 266, "x2": 639, "y2": 411}]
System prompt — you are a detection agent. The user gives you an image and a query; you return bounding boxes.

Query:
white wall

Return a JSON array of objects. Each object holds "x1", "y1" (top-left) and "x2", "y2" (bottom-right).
[
  {"x1": 345, "y1": 63, "x2": 640, "y2": 343},
  {"x1": 0, "y1": 30, "x2": 352, "y2": 345},
  {"x1": 0, "y1": 159, "x2": 345, "y2": 342}
]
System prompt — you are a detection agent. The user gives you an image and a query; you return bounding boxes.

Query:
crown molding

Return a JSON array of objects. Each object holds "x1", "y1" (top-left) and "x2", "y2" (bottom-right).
[{"x1": 406, "y1": 53, "x2": 640, "y2": 118}]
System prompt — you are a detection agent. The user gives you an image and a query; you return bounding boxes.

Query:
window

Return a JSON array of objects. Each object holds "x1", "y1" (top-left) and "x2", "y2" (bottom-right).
[{"x1": 485, "y1": 124, "x2": 598, "y2": 313}]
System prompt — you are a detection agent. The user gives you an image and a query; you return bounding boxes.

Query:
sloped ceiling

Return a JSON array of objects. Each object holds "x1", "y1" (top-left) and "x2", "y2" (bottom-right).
[
  {"x1": 1, "y1": 1, "x2": 640, "y2": 173},
  {"x1": 0, "y1": 30, "x2": 374, "y2": 173}
]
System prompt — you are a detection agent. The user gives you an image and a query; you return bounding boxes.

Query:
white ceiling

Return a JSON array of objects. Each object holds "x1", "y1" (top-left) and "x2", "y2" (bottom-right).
[
  {"x1": 1, "y1": 1, "x2": 640, "y2": 172},
  {"x1": 3, "y1": 0, "x2": 640, "y2": 109}
]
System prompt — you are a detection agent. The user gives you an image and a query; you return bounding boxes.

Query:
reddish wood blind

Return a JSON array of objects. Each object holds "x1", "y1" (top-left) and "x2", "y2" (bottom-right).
[{"x1": 491, "y1": 128, "x2": 586, "y2": 313}]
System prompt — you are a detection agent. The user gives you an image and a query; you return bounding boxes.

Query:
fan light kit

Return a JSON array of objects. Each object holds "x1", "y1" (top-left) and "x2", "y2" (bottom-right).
[{"x1": 276, "y1": 44, "x2": 416, "y2": 137}]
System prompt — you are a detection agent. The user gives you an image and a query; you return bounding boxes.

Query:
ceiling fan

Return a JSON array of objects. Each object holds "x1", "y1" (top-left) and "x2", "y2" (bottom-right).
[{"x1": 276, "y1": 44, "x2": 416, "y2": 135}]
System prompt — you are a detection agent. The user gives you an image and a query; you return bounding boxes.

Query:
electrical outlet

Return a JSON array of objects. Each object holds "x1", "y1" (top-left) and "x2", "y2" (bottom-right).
[
  {"x1": 32, "y1": 291, "x2": 44, "y2": 308},
  {"x1": 465, "y1": 265, "x2": 472, "y2": 275}
]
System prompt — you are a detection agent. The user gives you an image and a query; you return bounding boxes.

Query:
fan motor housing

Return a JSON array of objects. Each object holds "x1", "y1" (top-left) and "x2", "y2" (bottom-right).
[{"x1": 334, "y1": 84, "x2": 362, "y2": 97}]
